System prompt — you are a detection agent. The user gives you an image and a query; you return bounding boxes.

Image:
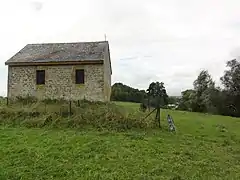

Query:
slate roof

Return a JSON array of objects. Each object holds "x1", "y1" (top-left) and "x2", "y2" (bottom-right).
[{"x1": 5, "y1": 41, "x2": 110, "y2": 64}]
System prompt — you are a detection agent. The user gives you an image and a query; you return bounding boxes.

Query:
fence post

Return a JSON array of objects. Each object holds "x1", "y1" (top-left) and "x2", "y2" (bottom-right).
[
  {"x1": 44, "y1": 102, "x2": 47, "y2": 113},
  {"x1": 69, "y1": 100, "x2": 72, "y2": 116}
]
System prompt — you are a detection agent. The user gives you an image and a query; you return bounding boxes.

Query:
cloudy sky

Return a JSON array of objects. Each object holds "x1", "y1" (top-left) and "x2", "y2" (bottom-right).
[{"x1": 1, "y1": 0, "x2": 240, "y2": 96}]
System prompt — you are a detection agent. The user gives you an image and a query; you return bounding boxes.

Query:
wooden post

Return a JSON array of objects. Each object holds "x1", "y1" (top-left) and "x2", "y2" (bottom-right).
[
  {"x1": 156, "y1": 96, "x2": 161, "y2": 128},
  {"x1": 60, "y1": 106, "x2": 62, "y2": 116},
  {"x1": 77, "y1": 100, "x2": 80, "y2": 107},
  {"x1": 157, "y1": 108, "x2": 161, "y2": 128},
  {"x1": 155, "y1": 108, "x2": 158, "y2": 120},
  {"x1": 69, "y1": 100, "x2": 72, "y2": 116},
  {"x1": 147, "y1": 96, "x2": 150, "y2": 111},
  {"x1": 44, "y1": 103, "x2": 47, "y2": 113}
]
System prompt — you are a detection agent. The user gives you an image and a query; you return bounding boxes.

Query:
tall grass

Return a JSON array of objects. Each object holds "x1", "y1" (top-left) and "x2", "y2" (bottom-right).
[{"x1": 0, "y1": 99, "x2": 156, "y2": 131}]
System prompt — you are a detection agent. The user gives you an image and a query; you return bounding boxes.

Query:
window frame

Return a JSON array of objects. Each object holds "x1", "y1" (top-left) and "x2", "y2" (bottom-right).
[
  {"x1": 75, "y1": 69, "x2": 85, "y2": 84},
  {"x1": 36, "y1": 70, "x2": 45, "y2": 85}
]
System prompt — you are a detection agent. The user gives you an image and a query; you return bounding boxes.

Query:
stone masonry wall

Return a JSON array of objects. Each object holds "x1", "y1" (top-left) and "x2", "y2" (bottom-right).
[
  {"x1": 103, "y1": 48, "x2": 112, "y2": 101},
  {"x1": 8, "y1": 64, "x2": 105, "y2": 102}
]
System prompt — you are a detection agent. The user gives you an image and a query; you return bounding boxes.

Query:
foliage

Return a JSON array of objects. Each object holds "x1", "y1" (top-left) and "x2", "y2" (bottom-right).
[
  {"x1": 193, "y1": 70, "x2": 215, "y2": 112},
  {"x1": 167, "y1": 96, "x2": 180, "y2": 105},
  {"x1": 15, "y1": 95, "x2": 38, "y2": 104},
  {"x1": 178, "y1": 89, "x2": 196, "y2": 111},
  {"x1": 110, "y1": 83, "x2": 146, "y2": 103},
  {"x1": 146, "y1": 81, "x2": 168, "y2": 108},
  {"x1": 178, "y1": 59, "x2": 240, "y2": 117},
  {"x1": 0, "y1": 101, "x2": 240, "y2": 179},
  {"x1": 139, "y1": 102, "x2": 147, "y2": 112},
  {"x1": 0, "y1": 100, "x2": 156, "y2": 131},
  {"x1": 0, "y1": 96, "x2": 7, "y2": 105},
  {"x1": 145, "y1": 81, "x2": 169, "y2": 127},
  {"x1": 111, "y1": 82, "x2": 175, "y2": 109},
  {"x1": 178, "y1": 70, "x2": 220, "y2": 114},
  {"x1": 220, "y1": 59, "x2": 240, "y2": 117}
]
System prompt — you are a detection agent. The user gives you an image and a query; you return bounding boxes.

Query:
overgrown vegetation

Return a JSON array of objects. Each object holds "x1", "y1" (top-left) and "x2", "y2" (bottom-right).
[
  {"x1": 0, "y1": 99, "x2": 156, "y2": 131},
  {"x1": 0, "y1": 96, "x2": 6, "y2": 105}
]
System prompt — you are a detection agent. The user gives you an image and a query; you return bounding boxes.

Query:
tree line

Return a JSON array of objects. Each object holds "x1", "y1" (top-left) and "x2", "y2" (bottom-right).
[
  {"x1": 110, "y1": 83, "x2": 147, "y2": 103},
  {"x1": 111, "y1": 82, "x2": 176, "y2": 108},
  {"x1": 111, "y1": 58, "x2": 240, "y2": 118},
  {"x1": 178, "y1": 58, "x2": 240, "y2": 117}
]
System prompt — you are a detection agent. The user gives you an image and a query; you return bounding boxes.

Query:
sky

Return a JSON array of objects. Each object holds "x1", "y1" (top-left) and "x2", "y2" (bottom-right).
[{"x1": 1, "y1": 0, "x2": 240, "y2": 96}]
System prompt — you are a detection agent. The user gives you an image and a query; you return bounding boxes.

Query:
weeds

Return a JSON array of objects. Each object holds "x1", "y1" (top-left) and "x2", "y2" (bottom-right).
[
  {"x1": 0, "y1": 99, "x2": 156, "y2": 131},
  {"x1": 15, "y1": 95, "x2": 38, "y2": 104}
]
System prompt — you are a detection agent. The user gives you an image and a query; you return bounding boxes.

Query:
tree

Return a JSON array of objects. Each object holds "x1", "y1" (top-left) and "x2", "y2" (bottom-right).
[
  {"x1": 178, "y1": 89, "x2": 197, "y2": 111},
  {"x1": 178, "y1": 70, "x2": 222, "y2": 114},
  {"x1": 146, "y1": 82, "x2": 168, "y2": 127},
  {"x1": 193, "y1": 70, "x2": 215, "y2": 112},
  {"x1": 176, "y1": 59, "x2": 240, "y2": 117},
  {"x1": 220, "y1": 59, "x2": 240, "y2": 117}
]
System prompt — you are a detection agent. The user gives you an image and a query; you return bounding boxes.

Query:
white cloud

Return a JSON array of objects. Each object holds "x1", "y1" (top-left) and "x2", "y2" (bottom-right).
[
  {"x1": 30, "y1": 1, "x2": 44, "y2": 11},
  {"x1": 1, "y1": 0, "x2": 240, "y2": 96}
]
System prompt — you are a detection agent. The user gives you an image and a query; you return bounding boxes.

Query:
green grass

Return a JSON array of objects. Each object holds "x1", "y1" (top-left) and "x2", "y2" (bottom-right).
[{"x1": 0, "y1": 101, "x2": 240, "y2": 179}]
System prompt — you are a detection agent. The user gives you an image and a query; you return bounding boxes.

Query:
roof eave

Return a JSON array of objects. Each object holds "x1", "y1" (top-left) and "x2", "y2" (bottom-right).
[{"x1": 5, "y1": 60, "x2": 104, "y2": 66}]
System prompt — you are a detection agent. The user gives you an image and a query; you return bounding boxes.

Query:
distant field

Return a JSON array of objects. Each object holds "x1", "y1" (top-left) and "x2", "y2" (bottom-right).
[{"x1": 0, "y1": 101, "x2": 240, "y2": 179}]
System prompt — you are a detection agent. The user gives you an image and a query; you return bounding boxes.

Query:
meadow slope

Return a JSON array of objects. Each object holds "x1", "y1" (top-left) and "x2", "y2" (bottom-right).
[{"x1": 0, "y1": 101, "x2": 240, "y2": 179}]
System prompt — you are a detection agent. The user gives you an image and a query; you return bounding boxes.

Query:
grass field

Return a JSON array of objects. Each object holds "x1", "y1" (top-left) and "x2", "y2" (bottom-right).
[{"x1": 1, "y1": 101, "x2": 240, "y2": 179}]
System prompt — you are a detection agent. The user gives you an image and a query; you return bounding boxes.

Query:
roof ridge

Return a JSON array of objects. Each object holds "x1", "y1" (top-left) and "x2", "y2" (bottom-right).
[{"x1": 27, "y1": 41, "x2": 109, "y2": 46}]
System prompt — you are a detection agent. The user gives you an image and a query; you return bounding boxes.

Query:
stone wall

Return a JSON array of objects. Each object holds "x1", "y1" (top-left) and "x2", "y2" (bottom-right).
[
  {"x1": 8, "y1": 64, "x2": 106, "y2": 102},
  {"x1": 103, "y1": 47, "x2": 112, "y2": 101}
]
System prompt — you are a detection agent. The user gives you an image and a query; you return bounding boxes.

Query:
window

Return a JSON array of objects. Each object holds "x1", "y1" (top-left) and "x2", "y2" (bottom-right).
[
  {"x1": 75, "y1": 69, "x2": 84, "y2": 84},
  {"x1": 36, "y1": 70, "x2": 45, "y2": 85}
]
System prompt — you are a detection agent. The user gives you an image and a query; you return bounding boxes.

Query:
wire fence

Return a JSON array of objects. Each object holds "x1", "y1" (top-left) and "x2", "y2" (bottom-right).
[{"x1": 4, "y1": 98, "x2": 91, "y2": 117}]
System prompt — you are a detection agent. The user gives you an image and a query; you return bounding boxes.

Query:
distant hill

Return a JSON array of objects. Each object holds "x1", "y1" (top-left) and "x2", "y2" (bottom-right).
[
  {"x1": 110, "y1": 82, "x2": 179, "y2": 105},
  {"x1": 110, "y1": 83, "x2": 147, "y2": 103}
]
